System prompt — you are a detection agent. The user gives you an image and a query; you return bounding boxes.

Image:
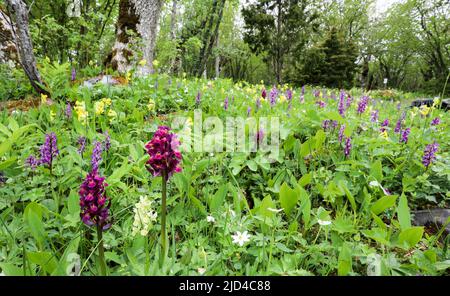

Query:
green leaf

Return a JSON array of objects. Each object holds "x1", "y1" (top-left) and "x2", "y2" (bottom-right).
[
  {"x1": 210, "y1": 183, "x2": 228, "y2": 213},
  {"x1": 398, "y1": 227, "x2": 424, "y2": 249},
  {"x1": 106, "y1": 158, "x2": 132, "y2": 185},
  {"x1": 370, "y1": 160, "x2": 383, "y2": 182},
  {"x1": 246, "y1": 160, "x2": 258, "y2": 172},
  {"x1": 276, "y1": 242, "x2": 293, "y2": 253},
  {"x1": 338, "y1": 243, "x2": 352, "y2": 276},
  {"x1": 68, "y1": 190, "x2": 80, "y2": 216},
  {"x1": 371, "y1": 195, "x2": 398, "y2": 215},
  {"x1": 339, "y1": 181, "x2": 356, "y2": 212},
  {"x1": 298, "y1": 173, "x2": 312, "y2": 187},
  {"x1": 257, "y1": 195, "x2": 276, "y2": 218},
  {"x1": 27, "y1": 251, "x2": 58, "y2": 274},
  {"x1": 279, "y1": 182, "x2": 299, "y2": 216},
  {"x1": 298, "y1": 185, "x2": 311, "y2": 228},
  {"x1": 0, "y1": 263, "x2": 24, "y2": 276},
  {"x1": 397, "y1": 194, "x2": 411, "y2": 231},
  {"x1": 0, "y1": 157, "x2": 17, "y2": 170},
  {"x1": 24, "y1": 202, "x2": 46, "y2": 249}
]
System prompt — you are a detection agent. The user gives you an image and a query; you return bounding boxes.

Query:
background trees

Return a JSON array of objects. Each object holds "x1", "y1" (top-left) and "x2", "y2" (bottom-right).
[{"x1": 0, "y1": 0, "x2": 448, "y2": 98}]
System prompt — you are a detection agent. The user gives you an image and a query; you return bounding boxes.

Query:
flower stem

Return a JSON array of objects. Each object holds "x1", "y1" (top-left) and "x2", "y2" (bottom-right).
[
  {"x1": 96, "y1": 225, "x2": 107, "y2": 276},
  {"x1": 160, "y1": 170, "x2": 168, "y2": 266}
]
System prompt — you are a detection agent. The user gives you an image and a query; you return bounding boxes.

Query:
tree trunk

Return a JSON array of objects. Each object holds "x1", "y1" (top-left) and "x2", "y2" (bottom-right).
[
  {"x1": 0, "y1": 8, "x2": 19, "y2": 65},
  {"x1": 215, "y1": 34, "x2": 220, "y2": 79},
  {"x1": 169, "y1": 0, "x2": 178, "y2": 74},
  {"x1": 109, "y1": 0, "x2": 162, "y2": 75},
  {"x1": 5, "y1": 0, "x2": 48, "y2": 95},
  {"x1": 195, "y1": 0, "x2": 226, "y2": 77},
  {"x1": 109, "y1": 0, "x2": 139, "y2": 73}
]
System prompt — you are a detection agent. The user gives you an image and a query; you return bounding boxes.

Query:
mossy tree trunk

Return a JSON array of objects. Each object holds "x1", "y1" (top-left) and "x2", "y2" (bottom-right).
[
  {"x1": 4, "y1": 0, "x2": 49, "y2": 95},
  {"x1": 109, "y1": 0, "x2": 162, "y2": 75}
]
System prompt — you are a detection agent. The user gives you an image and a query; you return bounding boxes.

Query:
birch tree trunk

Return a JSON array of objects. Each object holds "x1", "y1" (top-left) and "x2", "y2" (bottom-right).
[
  {"x1": 4, "y1": 0, "x2": 48, "y2": 95},
  {"x1": 0, "y1": 8, "x2": 18, "y2": 65},
  {"x1": 109, "y1": 0, "x2": 163, "y2": 75},
  {"x1": 215, "y1": 35, "x2": 220, "y2": 79}
]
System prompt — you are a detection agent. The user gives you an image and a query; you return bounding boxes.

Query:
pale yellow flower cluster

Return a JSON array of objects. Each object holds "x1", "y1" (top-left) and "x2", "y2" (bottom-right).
[
  {"x1": 74, "y1": 101, "x2": 88, "y2": 125},
  {"x1": 132, "y1": 196, "x2": 158, "y2": 236},
  {"x1": 94, "y1": 98, "x2": 112, "y2": 115},
  {"x1": 147, "y1": 99, "x2": 156, "y2": 111}
]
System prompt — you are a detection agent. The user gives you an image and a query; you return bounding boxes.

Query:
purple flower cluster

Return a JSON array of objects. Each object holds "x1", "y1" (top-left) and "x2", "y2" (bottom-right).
[
  {"x1": 344, "y1": 137, "x2": 352, "y2": 158},
  {"x1": 71, "y1": 68, "x2": 76, "y2": 82},
  {"x1": 25, "y1": 155, "x2": 39, "y2": 170},
  {"x1": 357, "y1": 96, "x2": 369, "y2": 114},
  {"x1": 400, "y1": 128, "x2": 410, "y2": 144},
  {"x1": 79, "y1": 170, "x2": 111, "y2": 229},
  {"x1": 255, "y1": 128, "x2": 265, "y2": 146},
  {"x1": 339, "y1": 125, "x2": 345, "y2": 142},
  {"x1": 300, "y1": 86, "x2": 305, "y2": 103},
  {"x1": 77, "y1": 136, "x2": 87, "y2": 154},
  {"x1": 346, "y1": 94, "x2": 353, "y2": 109},
  {"x1": 338, "y1": 91, "x2": 346, "y2": 117},
  {"x1": 431, "y1": 117, "x2": 440, "y2": 126},
  {"x1": 322, "y1": 120, "x2": 338, "y2": 131},
  {"x1": 394, "y1": 119, "x2": 402, "y2": 133},
  {"x1": 380, "y1": 119, "x2": 389, "y2": 132},
  {"x1": 145, "y1": 126, "x2": 182, "y2": 178},
  {"x1": 39, "y1": 133, "x2": 59, "y2": 168},
  {"x1": 371, "y1": 110, "x2": 379, "y2": 123},
  {"x1": 316, "y1": 100, "x2": 326, "y2": 108},
  {"x1": 91, "y1": 141, "x2": 103, "y2": 171},
  {"x1": 286, "y1": 89, "x2": 293, "y2": 101},
  {"x1": 256, "y1": 97, "x2": 261, "y2": 110},
  {"x1": 269, "y1": 87, "x2": 278, "y2": 107},
  {"x1": 247, "y1": 106, "x2": 252, "y2": 117},
  {"x1": 65, "y1": 103, "x2": 72, "y2": 119},
  {"x1": 261, "y1": 88, "x2": 267, "y2": 99},
  {"x1": 224, "y1": 97, "x2": 229, "y2": 110},
  {"x1": 422, "y1": 142, "x2": 439, "y2": 168},
  {"x1": 196, "y1": 92, "x2": 201, "y2": 105},
  {"x1": 103, "y1": 131, "x2": 111, "y2": 152}
]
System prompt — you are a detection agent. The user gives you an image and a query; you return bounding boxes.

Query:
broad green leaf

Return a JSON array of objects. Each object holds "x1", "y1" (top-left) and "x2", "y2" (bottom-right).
[
  {"x1": 370, "y1": 160, "x2": 383, "y2": 182},
  {"x1": 371, "y1": 195, "x2": 398, "y2": 215},
  {"x1": 339, "y1": 181, "x2": 356, "y2": 212},
  {"x1": 298, "y1": 185, "x2": 311, "y2": 228},
  {"x1": 24, "y1": 202, "x2": 46, "y2": 249},
  {"x1": 68, "y1": 190, "x2": 80, "y2": 216},
  {"x1": 257, "y1": 195, "x2": 276, "y2": 218},
  {"x1": 397, "y1": 194, "x2": 411, "y2": 230},
  {"x1": 338, "y1": 243, "x2": 352, "y2": 276},
  {"x1": 279, "y1": 182, "x2": 299, "y2": 216},
  {"x1": 298, "y1": 173, "x2": 312, "y2": 187},
  {"x1": 210, "y1": 183, "x2": 228, "y2": 213},
  {"x1": 0, "y1": 263, "x2": 24, "y2": 276},
  {"x1": 27, "y1": 251, "x2": 58, "y2": 274},
  {"x1": 398, "y1": 227, "x2": 424, "y2": 249}
]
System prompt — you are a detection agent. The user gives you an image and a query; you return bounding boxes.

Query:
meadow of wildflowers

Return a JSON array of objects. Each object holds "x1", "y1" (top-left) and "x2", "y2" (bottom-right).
[{"x1": 0, "y1": 75, "x2": 449, "y2": 276}]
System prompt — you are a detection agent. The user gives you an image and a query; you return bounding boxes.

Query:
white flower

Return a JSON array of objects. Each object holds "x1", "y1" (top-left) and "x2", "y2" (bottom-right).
[
  {"x1": 132, "y1": 196, "x2": 158, "y2": 236},
  {"x1": 318, "y1": 219, "x2": 332, "y2": 226},
  {"x1": 231, "y1": 231, "x2": 251, "y2": 247},
  {"x1": 369, "y1": 181, "x2": 380, "y2": 187},
  {"x1": 197, "y1": 268, "x2": 206, "y2": 275},
  {"x1": 206, "y1": 215, "x2": 215, "y2": 223},
  {"x1": 267, "y1": 207, "x2": 283, "y2": 213}
]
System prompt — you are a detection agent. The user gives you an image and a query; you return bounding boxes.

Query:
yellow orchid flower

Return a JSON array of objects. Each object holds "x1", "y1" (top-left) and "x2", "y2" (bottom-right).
[
  {"x1": 139, "y1": 59, "x2": 147, "y2": 66},
  {"x1": 419, "y1": 105, "x2": 430, "y2": 116},
  {"x1": 41, "y1": 94, "x2": 48, "y2": 105},
  {"x1": 380, "y1": 130, "x2": 389, "y2": 139}
]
